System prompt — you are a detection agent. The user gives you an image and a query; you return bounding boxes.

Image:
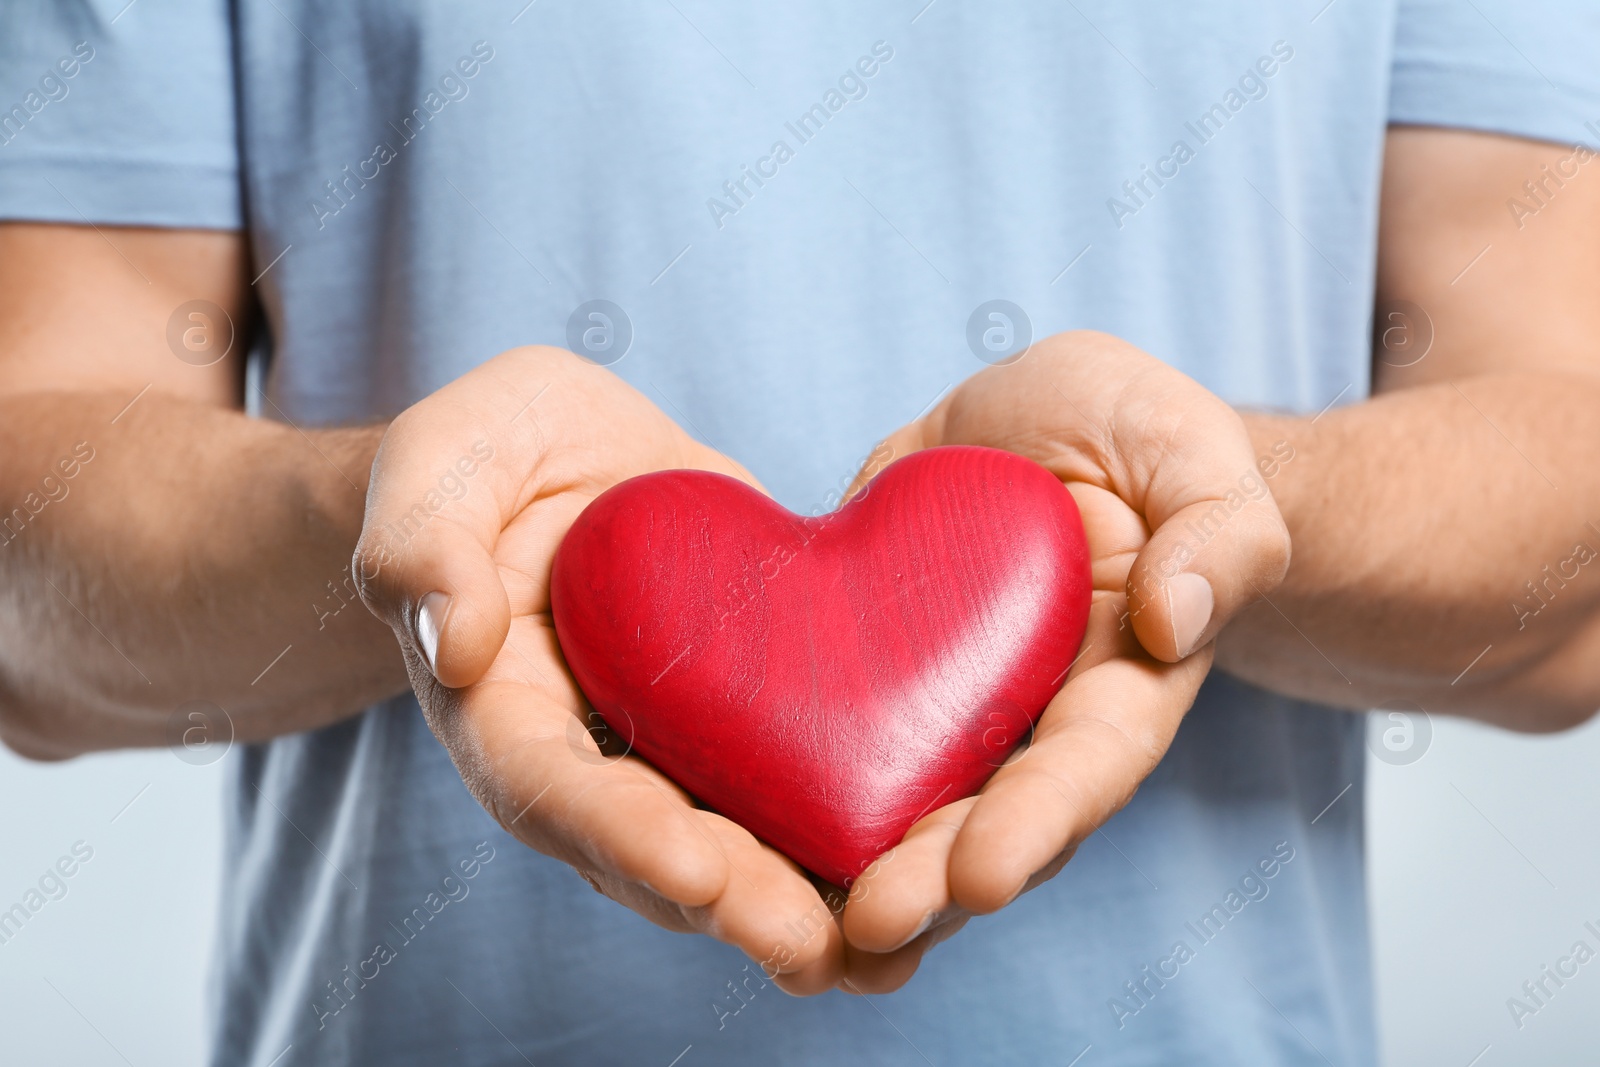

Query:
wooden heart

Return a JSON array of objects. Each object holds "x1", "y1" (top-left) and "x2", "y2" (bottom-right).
[{"x1": 550, "y1": 446, "x2": 1092, "y2": 886}]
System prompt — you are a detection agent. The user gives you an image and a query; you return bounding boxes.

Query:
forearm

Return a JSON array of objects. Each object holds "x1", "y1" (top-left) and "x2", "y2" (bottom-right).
[
  {"x1": 1216, "y1": 370, "x2": 1600, "y2": 730},
  {"x1": 0, "y1": 391, "x2": 407, "y2": 757}
]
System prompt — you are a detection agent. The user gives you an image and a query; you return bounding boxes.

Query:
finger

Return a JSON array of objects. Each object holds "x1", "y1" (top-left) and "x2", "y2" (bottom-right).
[
  {"x1": 841, "y1": 798, "x2": 974, "y2": 953},
  {"x1": 354, "y1": 403, "x2": 514, "y2": 688},
  {"x1": 947, "y1": 642, "x2": 1212, "y2": 914},
  {"x1": 434, "y1": 616, "x2": 850, "y2": 986},
  {"x1": 684, "y1": 812, "x2": 847, "y2": 991},
  {"x1": 576, "y1": 840, "x2": 845, "y2": 997},
  {"x1": 354, "y1": 344, "x2": 756, "y2": 689},
  {"x1": 1065, "y1": 479, "x2": 1148, "y2": 593},
  {"x1": 454, "y1": 673, "x2": 844, "y2": 982},
  {"x1": 441, "y1": 668, "x2": 735, "y2": 907},
  {"x1": 775, "y1": 878, "x2": 850, "y2": 994},
  {"x1": 839, "y1": 915, "x2": 971, "y2": 995},
  {"x1": 503, "y1": 746, "x2": 843, "y2": 990},
  {"x1": 840, "y1": 591, "x2": 1137, "y2": 952},
  {"x1": 1124, "y1": 402, "x2": 1292, "y2": 662},
  {"x1": 771, "y1": 938, "x2": 848, "y2": 997},
  {"x1": 930, "y1": 333, "x2": 1291, "y2": 663}
]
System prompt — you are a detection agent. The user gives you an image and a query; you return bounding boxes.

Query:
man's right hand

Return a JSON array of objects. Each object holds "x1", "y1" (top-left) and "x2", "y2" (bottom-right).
[{"x1": 355, "y1": 346, "x2": 846, "y2": 993}]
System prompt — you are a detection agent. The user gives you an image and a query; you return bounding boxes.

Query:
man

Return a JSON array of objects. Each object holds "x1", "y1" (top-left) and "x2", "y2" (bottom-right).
[{"x1": 1, "y1": 0, "x2": 1596, "y2": 1063}]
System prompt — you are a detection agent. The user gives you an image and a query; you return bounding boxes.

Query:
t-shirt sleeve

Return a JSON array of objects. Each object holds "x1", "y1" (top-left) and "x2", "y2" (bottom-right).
[
  {"x1": 0, "y1": 0, "x2": 241, "y2": 229},
  {"x1": 1390, "y1": 0, "x2": 1600, "y2": 150}
]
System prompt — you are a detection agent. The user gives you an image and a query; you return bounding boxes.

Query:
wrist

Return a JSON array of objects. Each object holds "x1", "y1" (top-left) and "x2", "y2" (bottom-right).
[
  {"x1": 1239, "y1": 410, "x2": 1313, "y2": 556},
  {"x1": 296, "y1": 422, "x2": 388, "y2": 547}
]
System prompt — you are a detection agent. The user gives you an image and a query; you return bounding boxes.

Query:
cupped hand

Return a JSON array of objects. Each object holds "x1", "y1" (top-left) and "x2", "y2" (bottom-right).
[
  {"x1": 354, "y1": 346, "x2": 846, "y2": 994},
  {"x1": 836, "y1": 330, "x2": 1292, "y2": 992}
]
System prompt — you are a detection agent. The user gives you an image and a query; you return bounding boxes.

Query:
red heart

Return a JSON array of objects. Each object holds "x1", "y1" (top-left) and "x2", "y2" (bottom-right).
[{"x1": 550, "y1": 445, "x2": 1092, "y2": 887}]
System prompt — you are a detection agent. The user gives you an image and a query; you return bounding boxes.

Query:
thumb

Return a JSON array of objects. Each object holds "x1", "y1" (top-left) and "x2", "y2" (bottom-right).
[
  {"x1": 1125, "y1": 464, "x2": 1291, "y2": 663},
  {"x1": 353, "y1": 417, "x2": 512, "y2": 689}
]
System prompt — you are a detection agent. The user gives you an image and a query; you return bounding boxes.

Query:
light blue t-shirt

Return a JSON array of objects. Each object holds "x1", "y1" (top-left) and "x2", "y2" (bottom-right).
[{"x1": 5, "y1": 2, "x2": 1599, "y2": 1064}]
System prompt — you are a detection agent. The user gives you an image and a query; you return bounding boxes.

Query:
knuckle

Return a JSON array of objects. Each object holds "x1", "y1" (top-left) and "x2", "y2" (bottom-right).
[
  {"x1": 463, "y1": 761, "x2": 534, "y2": 845},
  {"x1": 0, "y1": 715, "x2": 49, "y2": 760},
  {"x1": 350, "y1": 538, "x2": 400, "y2": 613},
  {"x1": 0, "y1": 689, "x2": 75, "y2": 761},
  {"x1": 1245, "y1": 511, "x2": 1294, "y2": 582}
]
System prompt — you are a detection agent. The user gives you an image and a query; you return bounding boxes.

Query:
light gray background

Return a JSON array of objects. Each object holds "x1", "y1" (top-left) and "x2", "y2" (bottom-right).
[{"x1": 2, "y1": 710, "x2": 1598, "y2": 1065}]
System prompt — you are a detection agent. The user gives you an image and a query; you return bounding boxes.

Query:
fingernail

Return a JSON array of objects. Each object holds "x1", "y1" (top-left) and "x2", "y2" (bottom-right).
[
  {"x1": 882, "y1": 910, "x2": 936, "y2": 953},
  {"x1": 1166, "y1": 572, "x2": 1214, "y2": 658},
  {"x1": 416, "y1": 592, "x2": 451, "y2": 675}
]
